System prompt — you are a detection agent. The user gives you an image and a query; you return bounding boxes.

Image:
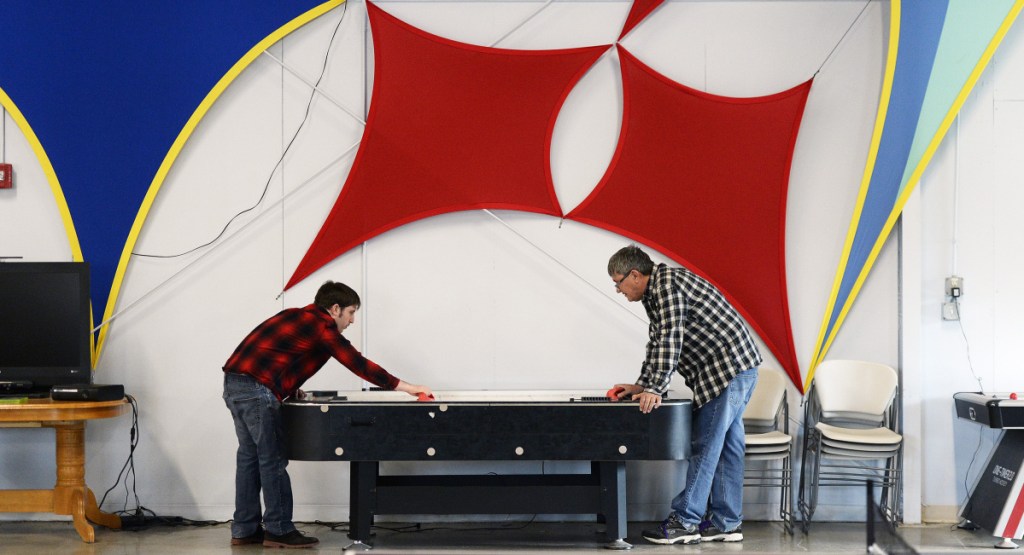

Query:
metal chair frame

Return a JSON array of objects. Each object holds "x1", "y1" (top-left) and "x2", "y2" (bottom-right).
[
  {"x1": 743, "y1": 371, "x2": 794, "y2": 534},
  {"x1": 797, "y1": 362, "x2": 903, "y2": 533}
]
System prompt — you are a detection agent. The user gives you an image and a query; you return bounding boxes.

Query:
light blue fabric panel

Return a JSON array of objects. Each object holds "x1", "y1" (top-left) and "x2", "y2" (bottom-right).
[
  {"x1": 822, "y1": 0, "x2": 948, "y2": 342},
  {"x1": 898, "y1": 0, "x2": 1017, "y2": 195}
]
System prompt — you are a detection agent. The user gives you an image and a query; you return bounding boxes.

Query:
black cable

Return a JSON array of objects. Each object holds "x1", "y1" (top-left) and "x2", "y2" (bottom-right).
[
  {"x1": 98, "y1": 394, "x2": 140, "y2": 512},
  {"x1": 312, "y1": 519, "x2": 351, "y2": 533},
  {"x1": 132, "y1": 2, "x2": 348, "y2": 259},
  {"x1": 950, "y1": 297, "x2": 986, "y2": 525},
  {"x1": 955, "y1": 423, "x2": 986, "y2": 527},
  {"x1": 98, "y1": 394, "x2": 227, "y2": 530},
  {"x1": 309, "y1": 469, "x2": 545, "y2": 536},
  {"x1": 956, "y1": 302, "x2": 983, "y2": 394}
]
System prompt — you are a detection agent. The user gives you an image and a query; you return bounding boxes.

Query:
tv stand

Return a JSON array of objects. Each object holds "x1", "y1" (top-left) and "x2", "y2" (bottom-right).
[{"x1": 0, "y1": 397, "x2": 129, "y2": 542}]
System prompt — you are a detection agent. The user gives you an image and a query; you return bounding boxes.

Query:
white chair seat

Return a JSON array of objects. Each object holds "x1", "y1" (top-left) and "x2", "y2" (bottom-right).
[
  {"x1": 746, "y1": 451, "x2": 792, "y2": 461},
  {"x1": 744, "y1": 417, "x2": 778, "y2": 429},
  {"x1": 821, "y1": 437, "x2": 901, "y2": 452},
  {"x1": 815, "y1": 422, "x2": 902, "y2": 445},
  {"x1": 821, "y1": 445, "x2": 900, "y2": 459},
  {"x1": 741, "y1": 368, "x2": 794, "y2": 534},
  {"x1": 799, "y1": 360, "x2": 904, "y2": 532},
  {"x1": 745, "y1": 430, "x2": 792, "y2": 447},
  {"x1": 746, "y1": 444, "x2": 793, "y2": 455}
]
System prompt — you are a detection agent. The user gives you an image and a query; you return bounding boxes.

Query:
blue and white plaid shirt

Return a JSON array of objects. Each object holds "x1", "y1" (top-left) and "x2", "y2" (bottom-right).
[{"x1": 638, "y1": 263, "x2": 762, "y2": 407}]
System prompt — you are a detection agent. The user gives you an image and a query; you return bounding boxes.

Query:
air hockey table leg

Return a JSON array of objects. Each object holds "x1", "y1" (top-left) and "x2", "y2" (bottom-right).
[
  {"x1": 349, "y1": 461, "x2": 378, "y2": 546},
  {"x1": 597, "y1": 461, "x2": 632, "y2": 550},
  {"x1": 995, "y1": 537, "x2": 1019, "y2": 549}
]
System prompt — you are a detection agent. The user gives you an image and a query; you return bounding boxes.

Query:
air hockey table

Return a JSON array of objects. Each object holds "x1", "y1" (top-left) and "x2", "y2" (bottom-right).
[
  {"x1": 283, "y1": 389, "x2": 692, "y2": 549},
  {"x1": 954, "y1": 392, "x2": 1024, "y2": 549}
]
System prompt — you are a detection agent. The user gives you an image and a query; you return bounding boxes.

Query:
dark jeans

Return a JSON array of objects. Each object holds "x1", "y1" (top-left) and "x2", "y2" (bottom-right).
[{"x1": 223, "y1": 372, "x2": 295, "y2": 537}]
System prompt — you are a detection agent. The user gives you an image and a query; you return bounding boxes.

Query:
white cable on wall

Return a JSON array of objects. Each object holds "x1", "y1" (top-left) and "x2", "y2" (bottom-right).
[
  {"x1": 280, "y1": 40, "x2": 287, "y2": 307},
  {"x1": 489, "y1": 0, "x2": 555, "y2": 48},
  {"x1": 261, "y1": 50, "x2": 366, "y2": 126},
  {"x1": 483, "y1": 209, "x2": 647, "y2": 324},
  {"x1": 952, "y1": 116, "x2": 960, "y2": 275}
]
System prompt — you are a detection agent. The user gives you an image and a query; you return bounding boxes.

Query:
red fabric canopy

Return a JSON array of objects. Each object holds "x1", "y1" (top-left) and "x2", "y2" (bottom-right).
[
  {"x1": 567, "y1": 46, "x2": 812, "y2": 388},
  {"x1": 618, "y1": 0, "x2": 666, "y2": 40},
  {"x1": 286, "y1": 2, "x2": 608, "y2": 289},
  {"x1": 285, "y1": 6, "x2": 811, "y2": 390}
]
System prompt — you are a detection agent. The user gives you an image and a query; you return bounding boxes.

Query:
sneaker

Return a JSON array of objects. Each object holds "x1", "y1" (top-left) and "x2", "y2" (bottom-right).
[
  {"x1": 263, "y1": 529, "x2": 320, "y2": 549},
  {"x1": 642, "y1": 513, "x2": 701, "y2": 544},
  {"x1": 230, "y1": 527, "x2": 264, "y2": 546},
  {"x1": 701, "y1": 524, "x2": 743, "y2": 542}
]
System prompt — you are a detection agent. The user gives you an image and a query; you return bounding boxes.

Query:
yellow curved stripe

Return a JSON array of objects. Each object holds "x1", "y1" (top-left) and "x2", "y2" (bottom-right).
[
  {"x1": 806, "y1": 0, "x2": 903, "y2": 388},
  {"x1": 94, "y1": 0, "x2": 345, "y2": 364},
  {"x1": 0, "y1": 88, "x2": 84, "y2": 261},
  {"x1": 0, "y1": 86, "x2": 96, "y2": 366},
  {"x1": 809, "y1": 0, "x2": 1024, "y2": 387}
]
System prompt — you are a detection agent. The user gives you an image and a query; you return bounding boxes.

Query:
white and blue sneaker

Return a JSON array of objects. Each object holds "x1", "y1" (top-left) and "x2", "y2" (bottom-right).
[
  {"x1": 701, "y1": 524, "x2": 743, "y2": 542},
  {"x1": 642, "y1": 513, "x2": 701, "y2": 544}
]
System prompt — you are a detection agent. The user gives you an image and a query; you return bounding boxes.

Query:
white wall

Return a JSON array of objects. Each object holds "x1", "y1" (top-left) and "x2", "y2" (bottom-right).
[
  {"x1": 917, "y1": 12, "x2": 1024, "y2": 522},
  {"x1": 2, "y1": 0, "x2": 1010, "y2": 526}
]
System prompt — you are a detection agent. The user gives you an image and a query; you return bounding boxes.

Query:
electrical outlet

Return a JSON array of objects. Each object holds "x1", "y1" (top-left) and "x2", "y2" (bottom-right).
[
  {"x1": 942, "y1": 301, "x2": 960, "y2": 321},
  {"x1": 945, "y1": 276, "x2": 964, "y2": 298}
]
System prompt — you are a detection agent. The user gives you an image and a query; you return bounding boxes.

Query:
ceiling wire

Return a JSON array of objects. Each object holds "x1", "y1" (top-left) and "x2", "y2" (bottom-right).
[{"x1": 814, "y1": 0, "x2": 871, "y2": 77}]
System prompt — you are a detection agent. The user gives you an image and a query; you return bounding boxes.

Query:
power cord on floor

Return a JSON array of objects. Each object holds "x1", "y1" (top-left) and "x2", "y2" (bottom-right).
[
  {"x1": 120, "y1": 508, "x2": 224, "y2": 531},
  {"x1": 97, "y1": 394, "x2": 226, "y2": 531}
]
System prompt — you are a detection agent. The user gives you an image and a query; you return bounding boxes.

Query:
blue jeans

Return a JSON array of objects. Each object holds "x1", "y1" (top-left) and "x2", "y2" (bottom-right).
[
  {"x1": 670, "y1": 367, "x2": 757, "y2": 532},
  {"x1": 223, "y1": 372, "x2": 295, "y2": 537}
]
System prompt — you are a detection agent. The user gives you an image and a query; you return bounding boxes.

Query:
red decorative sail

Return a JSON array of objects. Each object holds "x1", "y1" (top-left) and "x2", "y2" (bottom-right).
[
  {"x1": 567, "y1": 46, "x2": 812, "y2": 388},
  {"x1": 286, "y1": 2, "x2": 608, "y2": 289}
]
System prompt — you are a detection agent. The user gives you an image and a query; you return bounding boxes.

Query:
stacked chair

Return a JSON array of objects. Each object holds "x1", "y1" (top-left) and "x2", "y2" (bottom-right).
[
  {"x1": 797, "y1": 360, "x2": 903, "y2": 532},
  {"x1": 742, "y1": 368, "x2": 795, "y2": 534}
]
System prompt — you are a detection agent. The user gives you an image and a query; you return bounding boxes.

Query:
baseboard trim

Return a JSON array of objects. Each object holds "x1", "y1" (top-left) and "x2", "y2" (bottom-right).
[{"x1": 921, "y1": 505, "x2": 960, "y2": 524}]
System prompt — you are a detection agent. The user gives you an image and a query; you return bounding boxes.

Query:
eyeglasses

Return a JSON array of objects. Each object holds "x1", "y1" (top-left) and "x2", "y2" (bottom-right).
[{"x1": 614, "y1": 270, "x2": 635, "y2": 291}]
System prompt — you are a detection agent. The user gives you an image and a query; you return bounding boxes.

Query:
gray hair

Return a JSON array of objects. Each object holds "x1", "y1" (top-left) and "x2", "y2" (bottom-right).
[{"x1": 607, "y1": 244, "x2": 654, "y2": 277}]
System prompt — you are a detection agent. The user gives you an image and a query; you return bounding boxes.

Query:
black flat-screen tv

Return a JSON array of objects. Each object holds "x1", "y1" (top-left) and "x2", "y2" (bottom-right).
[{"x1": 0, "y1": 262, "x2": 92, "y2": 393}]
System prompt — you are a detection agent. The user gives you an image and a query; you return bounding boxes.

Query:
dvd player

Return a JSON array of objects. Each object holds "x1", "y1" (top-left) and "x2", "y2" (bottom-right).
[{"x1": 50, "y1": 384, "x2": 125, "y2": 402}]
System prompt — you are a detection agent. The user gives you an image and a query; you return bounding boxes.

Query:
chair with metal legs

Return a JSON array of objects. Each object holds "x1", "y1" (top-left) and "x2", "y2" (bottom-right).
[
  {"x1": 742, "y1": 367, "x2": 794, "y2": 534},
  {"x1": 797, "y1": 360, "x2": 903, "y2": 532}
]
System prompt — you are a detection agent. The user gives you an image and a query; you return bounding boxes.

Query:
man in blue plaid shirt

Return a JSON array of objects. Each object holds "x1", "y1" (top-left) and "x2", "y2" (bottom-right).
[{"x1": 608, "y1": 245, "x2": 761, "y2": 545}]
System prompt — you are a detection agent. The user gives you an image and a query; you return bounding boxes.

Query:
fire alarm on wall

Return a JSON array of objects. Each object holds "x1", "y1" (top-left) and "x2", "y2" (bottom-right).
[{"x1": 0, "y1": 163, "x2": 12, "y2": 189}]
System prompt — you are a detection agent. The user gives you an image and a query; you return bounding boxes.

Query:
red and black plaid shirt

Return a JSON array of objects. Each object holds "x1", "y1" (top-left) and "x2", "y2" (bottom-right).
[{"x1": 223, "y1": 304, "x2": 399, "y2": 400}]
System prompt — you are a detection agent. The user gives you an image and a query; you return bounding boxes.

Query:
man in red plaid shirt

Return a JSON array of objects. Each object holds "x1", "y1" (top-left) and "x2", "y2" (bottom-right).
[{"x1": 222, "y1": 281, "x2": 431, "y2": 548}]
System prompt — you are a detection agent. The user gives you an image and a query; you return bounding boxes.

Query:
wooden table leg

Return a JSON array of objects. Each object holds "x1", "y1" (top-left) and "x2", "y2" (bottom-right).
[
  {"x1": 69, "y1": 488, "x2": 94, "y2": 543},
  {"x1": 1, "y1": 400, "x2": 130, "y2": 543},
  {"x1": 85, "y1": 487, "x2": 121, "y2": 529},
  {"x1": 49, "y1": 422, "x2": 121, "y2": 542}
]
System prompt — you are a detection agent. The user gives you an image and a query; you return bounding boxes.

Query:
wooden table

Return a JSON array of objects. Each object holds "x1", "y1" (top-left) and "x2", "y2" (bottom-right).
[{"x1": 0, "y1": 397, "x2": 129, "y2": 542}]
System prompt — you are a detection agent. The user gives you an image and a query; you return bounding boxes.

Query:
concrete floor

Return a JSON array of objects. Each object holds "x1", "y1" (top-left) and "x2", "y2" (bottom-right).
[{"x1": 0, "y1": 519, "x2": 1011, "y2": 554}]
